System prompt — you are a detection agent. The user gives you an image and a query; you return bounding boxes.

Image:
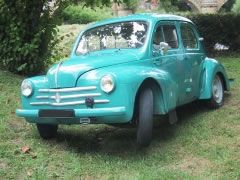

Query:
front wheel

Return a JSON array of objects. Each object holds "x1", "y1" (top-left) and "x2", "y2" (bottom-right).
[
  {"x1": 36, "y1": 124, "x2": 58, "y2": 139},
  {"x1": 137, "y1": 88, "x2": 154, "y2": 147},
  {"x1": 207, "y1": 74, "x2": 224, "y2": 109}
]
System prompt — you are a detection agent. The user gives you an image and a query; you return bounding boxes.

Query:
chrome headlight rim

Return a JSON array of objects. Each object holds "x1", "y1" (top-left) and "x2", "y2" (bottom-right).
[
  {"x1": 21, "y1": 80, "x2": 33, "y2": 97},
  {"x1": 100, "y1": 75, "x2": 115, "y2": 93}
]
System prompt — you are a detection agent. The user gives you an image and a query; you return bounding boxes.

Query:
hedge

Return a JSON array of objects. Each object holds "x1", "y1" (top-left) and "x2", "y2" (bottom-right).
[
  {"x1": 62, "y1": 5, "x2": 112, "y2": 24},
  {"x1": 0, "y1": 0, "x2": 64, "y2": 75},
  {"x1": 62, "y1": 10, "x2": 240, "y2": 54},
  {"x1": 188, "y1": 13, "x2": 240, "y2": 54}
]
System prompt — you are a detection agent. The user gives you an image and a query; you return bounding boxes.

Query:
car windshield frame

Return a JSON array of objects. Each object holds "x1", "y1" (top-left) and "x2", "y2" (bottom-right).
[{"x1": 75, "y1": 20, "x2": 149, "y2": 55}]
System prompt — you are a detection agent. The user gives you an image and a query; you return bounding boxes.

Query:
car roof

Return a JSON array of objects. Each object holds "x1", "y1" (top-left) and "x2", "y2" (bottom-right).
[{"x1": 87, "y1": 13, "x2": 193, "y2": 29}]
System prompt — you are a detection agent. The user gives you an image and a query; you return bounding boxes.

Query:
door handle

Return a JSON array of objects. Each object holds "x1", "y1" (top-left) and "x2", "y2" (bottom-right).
[{"x1": 153, "y1": 58, "x2": 162, "y2": 65}]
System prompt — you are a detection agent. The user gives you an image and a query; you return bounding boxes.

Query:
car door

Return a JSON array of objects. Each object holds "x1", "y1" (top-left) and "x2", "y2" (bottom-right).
[
  {"x1": 179, "y1": 22, "x2": 204, "y2": 102},
  {"x1": 152, "y1": 21, "x2": 185, "y2": 107}
]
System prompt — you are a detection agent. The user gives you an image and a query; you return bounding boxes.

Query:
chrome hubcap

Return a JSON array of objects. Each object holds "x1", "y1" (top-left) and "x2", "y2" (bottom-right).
[{"x1": 212, "y1": 76, "x2": 223, "y2": 104}]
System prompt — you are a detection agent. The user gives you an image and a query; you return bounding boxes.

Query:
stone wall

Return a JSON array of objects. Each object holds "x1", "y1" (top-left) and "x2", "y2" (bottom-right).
[{"x1": 189, "y1": 0, "x2": 228, "y2": 13}]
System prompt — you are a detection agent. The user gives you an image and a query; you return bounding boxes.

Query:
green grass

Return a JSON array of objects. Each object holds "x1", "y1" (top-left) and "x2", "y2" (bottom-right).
[
  {"x1": 50, "y1": 24, "x2": 86, "y2": 63},
  {"x1": 0, "y1": 57, "x2": 240, "y2": 179}
]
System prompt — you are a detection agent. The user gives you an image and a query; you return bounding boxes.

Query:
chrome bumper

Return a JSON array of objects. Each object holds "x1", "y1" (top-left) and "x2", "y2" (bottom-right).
[{"x1": 16, "y1": 107, "x2": 126, "y2": 118}]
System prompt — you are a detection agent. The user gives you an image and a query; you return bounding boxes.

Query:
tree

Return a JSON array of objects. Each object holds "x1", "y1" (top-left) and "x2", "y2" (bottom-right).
[
  {"x1": 232, "y1": 0, "x2": 240, "y2": 13},
  {"x1": 219, "y1": 0, "x2": 235, "y2": 12},
  {"x1": 0, "y1": 0, "x2": 113, "y2": 75},
  {"x1": 159, "y1": 0, "x2": 192, "y2": 12}
]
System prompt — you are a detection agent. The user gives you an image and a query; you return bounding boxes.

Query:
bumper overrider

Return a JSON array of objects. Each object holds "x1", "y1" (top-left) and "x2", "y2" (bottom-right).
[{"x1": 16, "y1": 85, "x2": 129, "y2": 124}]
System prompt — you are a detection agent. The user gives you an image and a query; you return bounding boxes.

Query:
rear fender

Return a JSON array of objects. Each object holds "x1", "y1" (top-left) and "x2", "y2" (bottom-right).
[{"x1": 199, "y1": 58, "x2": 230, "y2": 100}]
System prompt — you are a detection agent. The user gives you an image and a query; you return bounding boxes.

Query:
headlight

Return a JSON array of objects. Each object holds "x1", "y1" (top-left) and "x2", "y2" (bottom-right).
[
  {"x1": 100, "y1": 75, "x2": 115, "y2": 93},
  {"x1": 21, "y1": 80, "x2": 33, "y2": 97}
]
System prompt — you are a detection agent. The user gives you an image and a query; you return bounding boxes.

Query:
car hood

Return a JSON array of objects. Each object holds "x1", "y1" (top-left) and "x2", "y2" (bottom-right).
[{"x1": 47, "y1": 50, "x2": 141, "y2": 88}]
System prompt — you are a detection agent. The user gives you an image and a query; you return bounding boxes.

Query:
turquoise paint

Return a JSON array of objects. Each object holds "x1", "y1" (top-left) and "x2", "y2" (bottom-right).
[
  {"x1": 16, "y1": 13, "x2": 230, "y2": 125},
  {"x1": 199, "y1": 57, "x2": 230, "y2": 99}
]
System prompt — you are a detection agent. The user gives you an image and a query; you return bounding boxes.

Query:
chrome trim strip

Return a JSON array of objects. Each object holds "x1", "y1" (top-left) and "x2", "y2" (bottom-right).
[
  {"x1": 30, "y1": 99, "x2": 109, "y2": 106},
  {"x1": 36, "y1": 93, "x2": 101, "y2": 100},
  {"x1": 39, "y1": 86, "x2": 96, "y2": 93}
]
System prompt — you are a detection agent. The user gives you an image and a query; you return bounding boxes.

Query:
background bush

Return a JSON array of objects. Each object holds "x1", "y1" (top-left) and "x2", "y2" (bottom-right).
[
  {"x1": 232, "y1": 0, "x2": 240, "y2": 13},
  {"x1": 62, "y1": 5, "x2": 112, "y2": 24},
  {"x1": 0, "y1": 0, "x2": 113, "y2": 75},
  {"x1": 188, "y1": 13, "x2": 240, "y2": 54},
  {"x1": 59, "y1": 13, "x2": 240, "y2": 58},
  {"x1": 0, "y1": 0, "x2": 66, "y2": 75},
  {"x1": 50, "y1": 24, "x2": 85, "y2": 63}
]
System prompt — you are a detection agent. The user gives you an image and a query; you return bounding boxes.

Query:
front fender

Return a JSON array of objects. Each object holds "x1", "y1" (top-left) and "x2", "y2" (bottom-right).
[
  {"x1": 199, "y1": 57, "x2": 230, "y2": 100},
  {"x1": 132, "y1": 68, "x2": 178, "y2": 114},
  {"x1": 80, "y1": 62, "x2": 178, "y2": 115}
]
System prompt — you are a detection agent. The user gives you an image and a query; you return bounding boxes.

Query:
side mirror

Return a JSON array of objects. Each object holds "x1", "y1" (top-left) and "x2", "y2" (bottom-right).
[{"x1": 160, "y1": 42, "x2": 169, "y2": 55}]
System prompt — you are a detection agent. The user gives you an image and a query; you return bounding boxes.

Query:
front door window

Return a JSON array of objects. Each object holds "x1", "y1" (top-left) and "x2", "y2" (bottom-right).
[{"x1": 153, "y1": 25, "x2": 179, "y2": 50}]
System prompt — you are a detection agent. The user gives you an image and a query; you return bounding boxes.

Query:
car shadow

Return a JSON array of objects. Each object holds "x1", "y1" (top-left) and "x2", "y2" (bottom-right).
[{"x1": 47, "y1": 94, "x2": 230, "y2": 156}]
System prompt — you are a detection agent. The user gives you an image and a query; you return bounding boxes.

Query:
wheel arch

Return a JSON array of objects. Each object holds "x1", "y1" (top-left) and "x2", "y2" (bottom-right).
[
  {"x1": 132, "y1": 77, "x2": 165, "y2": 123},
  {"x1": 216, "y1": 71, "x2": 227, "y2": 91},
  {"x1": 199, "y1": 58, "x2": 230, "y2": 100}
]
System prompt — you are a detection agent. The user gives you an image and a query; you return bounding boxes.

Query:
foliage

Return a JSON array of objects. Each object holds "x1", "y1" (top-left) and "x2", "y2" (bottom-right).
[
  {"x1": 0, "y1": 0, "x2": 114, "y2": 75},
  {"x1": 50, "y1": 25, "x2": 85, "y2": 63},
  {"x1": 188, "y1": 13, "x2": 240, "y2": 54},
  {"x1": 62, "y1": 4, "x2": 112, "y2": 24},
  {"x1": 219, "y1": 0, "x2": 235, "y2": 12},
  {"x1": 232, "y1": 0, "x2": 240, "y2": 13},
  {"x1": 159, "y1": 0, "x2": 179, "y2": 12},
  {"x1": 122, "y1": 0, "x2": 139, "y2": 11},
  {"x1": 0, "y1": 0, "x2": 67, "y2": 75},
  {"x1": 159, "y1": 0, "x2": 193, "y2": 12}
]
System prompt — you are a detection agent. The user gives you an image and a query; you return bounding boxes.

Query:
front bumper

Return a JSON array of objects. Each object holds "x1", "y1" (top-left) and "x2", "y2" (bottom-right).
[{"x1": 16, "y1": 106, "x2": 127, "y2": 124}]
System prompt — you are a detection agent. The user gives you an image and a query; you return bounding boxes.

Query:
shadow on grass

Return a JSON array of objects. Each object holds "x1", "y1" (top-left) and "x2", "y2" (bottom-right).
[{"x1": 44, "y1": 94, "x2": 230, "y2": 156}]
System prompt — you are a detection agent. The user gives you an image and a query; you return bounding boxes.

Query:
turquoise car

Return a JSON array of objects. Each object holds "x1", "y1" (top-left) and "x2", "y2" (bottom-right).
[{"x1": 16, "y1": 14, "x2": 230, "y2": 146}]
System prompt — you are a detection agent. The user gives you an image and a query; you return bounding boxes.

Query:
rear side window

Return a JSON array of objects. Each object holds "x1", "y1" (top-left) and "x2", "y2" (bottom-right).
[{"x1": 181, "y1": 24, "x2": 198, "y2": 49}]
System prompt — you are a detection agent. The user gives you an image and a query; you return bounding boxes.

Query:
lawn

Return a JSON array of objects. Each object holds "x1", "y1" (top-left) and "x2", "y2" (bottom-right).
[{"x1": 0, "y1": 56, "x2": 239, "y2": 179}]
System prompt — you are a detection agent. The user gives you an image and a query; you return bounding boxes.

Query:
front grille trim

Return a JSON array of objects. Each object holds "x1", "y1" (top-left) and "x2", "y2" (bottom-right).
[
  {"x1": 30, "y1": 99, "x2": 110, "y2": 106},
  {"x1": 32, "y1": 86, "x2": 110, "y2": 107},
  {"x1": 36, "y1": 93, "x2": 101, "y2": 100},
  {"x1": 39, "y1": 86, "x2": 96, "y2": 93}
]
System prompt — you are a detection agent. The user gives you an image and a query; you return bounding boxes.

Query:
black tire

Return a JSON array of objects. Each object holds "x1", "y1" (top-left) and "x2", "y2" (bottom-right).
[
  {"x1": 36, "y1": 124, "x2": 58, "y2": 139},
  {"x1": 137, "y1": 88, "x2": 154, "y2": 147},
  {"x1": 207, "y1": 74, "x2": 224, "y2": 109}
]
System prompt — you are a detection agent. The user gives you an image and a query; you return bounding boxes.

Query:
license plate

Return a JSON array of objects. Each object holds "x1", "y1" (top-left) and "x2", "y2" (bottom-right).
[{"x1": 39, "y1": 110, "x2": 75, "y2": 118}]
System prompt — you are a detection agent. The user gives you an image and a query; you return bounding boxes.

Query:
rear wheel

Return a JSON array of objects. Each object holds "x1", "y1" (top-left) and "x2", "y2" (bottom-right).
[
  {"x1": 137, "y1": 88, "x2": 153, "y2": 147},
  {"x1": 207, "y1": 74, "x2": 224, "y2": 109},
  {"x1": 36, "y1": 124, "x2": 58, "y2": 139}
]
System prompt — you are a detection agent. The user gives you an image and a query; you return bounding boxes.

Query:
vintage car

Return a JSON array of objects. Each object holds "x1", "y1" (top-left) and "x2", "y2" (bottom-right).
[{"x1": 16, "y1": 14, "x2": 230, "y2": 146}]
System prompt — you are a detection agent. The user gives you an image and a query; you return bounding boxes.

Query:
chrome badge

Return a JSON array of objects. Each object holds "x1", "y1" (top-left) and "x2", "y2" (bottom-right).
[{"x1": 55, "y1": 92, "x2": 61, "y2": 103}]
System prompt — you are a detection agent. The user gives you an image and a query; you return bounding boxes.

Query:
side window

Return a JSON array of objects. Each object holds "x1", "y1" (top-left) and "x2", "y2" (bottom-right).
[
  {"x1": 162, "y1": 25, "x2": 178, "y2": 49},
  {"x1": 152, "y1": 24, "x2": 178, "y2": 50},
  {"x1": 153, "y1": 26, "x2": 164, "y2": 50},
  {"x1": 181, "y1": 24, "x2": 198, "y2": 49}
]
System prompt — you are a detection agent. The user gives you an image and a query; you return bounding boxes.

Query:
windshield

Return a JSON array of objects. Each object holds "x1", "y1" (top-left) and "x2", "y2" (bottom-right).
[{"x1": 76, "y1": 21, "x2": 148, "y2": 55}]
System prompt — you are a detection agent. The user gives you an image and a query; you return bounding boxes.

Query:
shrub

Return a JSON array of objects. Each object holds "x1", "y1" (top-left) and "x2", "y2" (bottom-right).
[
  {"x1": 188, "y1": 13, "x2": 240, "y2": 54},
  {"x1": 122, "y1": 0, "x2": 139, "y2": 12},
  {"x1": 0, "y1": 0, "x2": 66, "y2": 75},
  {"x1": 232, "y1": 0, "x2": 240, "y2": 13},
  {"x1": 0, "y1": 0, "x2": 113, "y2": 75},
  {"x1": 62, "y1": 5, "x2": 112, "y2": 24},
  {"x1": 49, "y1": 24, "x2": 85, "y2": 63}
]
